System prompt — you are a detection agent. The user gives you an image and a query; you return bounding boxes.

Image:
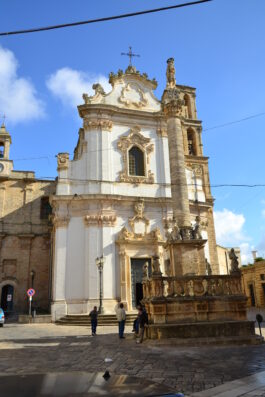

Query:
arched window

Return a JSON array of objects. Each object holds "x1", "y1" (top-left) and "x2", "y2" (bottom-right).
[
  {"x1": 184, "y1": 94, "x2": 192, "y2": 119},
  {"x1": 128, "y1": 146, "x2": 145, "y2": 176},
  {"x1": 187, "y1": 129, "x2": 197, "y2": 156},
  {"x1": 0, "y1": 143, "x2": 4, "y2": 159}
]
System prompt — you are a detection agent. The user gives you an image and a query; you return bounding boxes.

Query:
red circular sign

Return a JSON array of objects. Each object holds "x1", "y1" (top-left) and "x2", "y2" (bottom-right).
[{"x1": 27, "y1": 288, "x2": 35, "y2": 297}]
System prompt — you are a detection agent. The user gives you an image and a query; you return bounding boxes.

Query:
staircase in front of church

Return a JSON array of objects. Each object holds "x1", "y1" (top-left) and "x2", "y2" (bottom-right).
[{"x1": 56, "y1": 313, "x2": 136, "y2": 326}]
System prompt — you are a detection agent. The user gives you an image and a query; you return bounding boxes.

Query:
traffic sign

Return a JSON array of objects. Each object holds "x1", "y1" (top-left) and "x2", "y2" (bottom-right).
[{"x1": 27, "y1": 288, "x2": 35, "y2": 297}]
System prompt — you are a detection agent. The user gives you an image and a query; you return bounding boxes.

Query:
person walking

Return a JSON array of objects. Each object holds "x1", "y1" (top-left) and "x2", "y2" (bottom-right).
[
  {"x1": 89, "y1": 306, "x2": 98, "y2": 336},
  {"x1": 138, "y1": 307, "x2": 148, "y2": 343},
  {"x1": 116, "y1": 302, "x2": 126, "y2": 339}
]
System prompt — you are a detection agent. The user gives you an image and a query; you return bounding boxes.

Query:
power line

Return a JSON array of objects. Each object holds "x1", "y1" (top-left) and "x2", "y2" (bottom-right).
[
  {"x1": 204, "y1": 111, "x2": 265, "y2": 131},
  {"x1": 0, "y1": 0, "x2": 212, "y2": 37}
]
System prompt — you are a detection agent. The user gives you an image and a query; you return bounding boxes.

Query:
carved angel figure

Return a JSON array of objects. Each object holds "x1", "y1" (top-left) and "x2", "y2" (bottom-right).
[
  {"x1": 229, "y1": 248, "x2": 240, "y2": 274},
  {"x1": 166, "y1": 58, "x2": 176, "y2": 88}
]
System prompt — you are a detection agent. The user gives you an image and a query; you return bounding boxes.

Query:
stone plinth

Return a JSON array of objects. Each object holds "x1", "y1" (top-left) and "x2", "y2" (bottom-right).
[
  {"x1": 143, "y1": 274, "x2": 257, "y2": 342},
  {"x1": 168, "y1": 239, "x2": 207, "y2": 276}
]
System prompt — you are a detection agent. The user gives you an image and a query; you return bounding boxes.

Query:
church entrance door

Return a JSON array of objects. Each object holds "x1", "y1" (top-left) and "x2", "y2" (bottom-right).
[{"x1": 130, "y1": 258, "x2": 151, "y2": 308}]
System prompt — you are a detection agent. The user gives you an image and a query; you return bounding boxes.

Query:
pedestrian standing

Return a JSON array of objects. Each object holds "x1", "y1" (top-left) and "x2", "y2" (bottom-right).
[
  {"x1": 116, "y1": 303, "x2": 126, "y2": 339},
  {"x1": 138, "y1": 307, "x2": 148, "y2": 343},
  {"x1": 89, "y1": 306, "x2": 98, "y2": 336}
]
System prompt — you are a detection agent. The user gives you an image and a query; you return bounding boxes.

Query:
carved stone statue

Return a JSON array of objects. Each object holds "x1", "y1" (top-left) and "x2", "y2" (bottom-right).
[
  {"x1": 152, "y1": 255, "x2": 162, "y2": 275},
  {"x1": 134, "y1": 200, "x2": 144, "y2": 218},
  {"x1": 205, "y1": 258, "x2": 212, "y2": 276},
  {"x1": 229, "y1": 248, "x2": 240, "y2": 274},
  {"x1": 142, "y1": 261, "x2": 149, "y2": 279},
  {"x1": 192, "y1": 216, "x2": 202, "y2": 239},
  {"x1": 92, "y1": 83, "x2": 106, "y2": 96},
  {"x1": 166, "y1": 58, "x2": 176, "y2": 88}
]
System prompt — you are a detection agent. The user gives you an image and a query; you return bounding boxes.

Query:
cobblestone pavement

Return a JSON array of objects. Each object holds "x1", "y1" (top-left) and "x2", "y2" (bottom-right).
[{"x1": 0, "y1": 323, "x2": 265, "y2": 395}]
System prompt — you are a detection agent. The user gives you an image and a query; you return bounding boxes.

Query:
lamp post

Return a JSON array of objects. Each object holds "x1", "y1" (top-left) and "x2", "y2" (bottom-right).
[
  {"x1": 96, "y1": 255, "x2": 105, "y2": 314},
  {"x1": 30, "y1": 270, "x2": 35, "y2": 288}
]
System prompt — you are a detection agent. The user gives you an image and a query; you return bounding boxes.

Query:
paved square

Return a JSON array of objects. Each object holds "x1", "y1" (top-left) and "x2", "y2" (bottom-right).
[{"x1": 0, "y1": 323, "x2": 264, "y2": 395}]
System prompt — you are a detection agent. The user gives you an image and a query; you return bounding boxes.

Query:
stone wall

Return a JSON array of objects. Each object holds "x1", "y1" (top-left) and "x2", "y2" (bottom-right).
[
  {"x1": 0, "y1": 176, "x2": 55, "y2": 314},
  {"x1": 241, "y1": 261, "x2": 265, "y2": 308}
]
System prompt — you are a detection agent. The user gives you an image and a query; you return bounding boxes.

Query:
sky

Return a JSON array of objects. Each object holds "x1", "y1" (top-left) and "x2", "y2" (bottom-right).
[{"x1": 1, "y1": 0, "x2": 265, "y2": 263}]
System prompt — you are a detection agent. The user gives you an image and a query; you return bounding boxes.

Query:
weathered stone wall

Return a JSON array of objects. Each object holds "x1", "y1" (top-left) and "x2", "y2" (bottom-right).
[
  {"x1": 241, "y1": 261, "x2": 265, "y2": 308},
  {"x1": 0, "y1": 176, "x2": 55, "y2": 313}
]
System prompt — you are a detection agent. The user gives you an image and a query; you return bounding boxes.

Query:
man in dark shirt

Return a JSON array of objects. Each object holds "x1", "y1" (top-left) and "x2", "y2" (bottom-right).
[
  {"x1": 138, "y1": 307, "x2": 148, "y2": 343},
  {"x1": 89, "y1": 306, "x2": 98, "y2": 336}
]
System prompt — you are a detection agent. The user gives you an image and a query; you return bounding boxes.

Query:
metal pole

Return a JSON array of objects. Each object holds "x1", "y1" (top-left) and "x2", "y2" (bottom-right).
[
  {"x1": 99, "y1": 265, "x2": 102, "y2": 314},
  {"x1": 28, "y1": 296, "x2": 32, "y2": 316}
]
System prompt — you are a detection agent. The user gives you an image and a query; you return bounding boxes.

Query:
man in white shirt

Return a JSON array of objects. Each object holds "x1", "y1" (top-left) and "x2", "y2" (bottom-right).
[{"x1": 116, "y1": 303, "x2": 126, "y2": 339}]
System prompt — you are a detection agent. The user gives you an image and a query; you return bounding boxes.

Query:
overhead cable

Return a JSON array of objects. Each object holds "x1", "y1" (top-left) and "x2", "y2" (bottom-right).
[{"x1": 0, "y1": 0, "x2": 212, "y2": 37}]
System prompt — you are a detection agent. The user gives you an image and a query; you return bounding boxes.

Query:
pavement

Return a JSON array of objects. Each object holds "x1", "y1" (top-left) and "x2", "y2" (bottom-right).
[{"x1": 0, "y1": 323, "x2": 265, "y2": 396}]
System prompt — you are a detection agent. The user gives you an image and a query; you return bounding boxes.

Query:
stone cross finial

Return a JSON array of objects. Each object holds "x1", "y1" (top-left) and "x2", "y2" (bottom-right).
[{"x1": 166, "y1": 58, "x2": 176, "y2": 88}]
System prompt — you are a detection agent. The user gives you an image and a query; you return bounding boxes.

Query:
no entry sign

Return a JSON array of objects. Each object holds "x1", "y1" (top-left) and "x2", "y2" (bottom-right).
[{"x1": 27, "y1": 288, "x2": 35, "y2": 297}]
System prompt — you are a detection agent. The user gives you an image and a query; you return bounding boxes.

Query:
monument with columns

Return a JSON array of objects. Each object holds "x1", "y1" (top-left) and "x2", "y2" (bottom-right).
[{"x1": 50, "y1": 56, "x2": 244, "y2": 332}]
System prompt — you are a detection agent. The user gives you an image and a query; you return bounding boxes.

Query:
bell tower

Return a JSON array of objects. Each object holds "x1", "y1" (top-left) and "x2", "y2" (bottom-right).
[{"x1": 0, "y1": 123, "x2": 13, "y2": 176}]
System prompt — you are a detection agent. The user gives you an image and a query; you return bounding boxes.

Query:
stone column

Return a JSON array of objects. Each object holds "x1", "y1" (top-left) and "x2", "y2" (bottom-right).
[{"x1": 165, "y1": 112, "x2": 191, "y2": 229}]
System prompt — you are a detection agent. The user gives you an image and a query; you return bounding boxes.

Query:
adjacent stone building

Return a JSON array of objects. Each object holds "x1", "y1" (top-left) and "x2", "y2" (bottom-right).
[
  {"x1": 0, "y1": 123, "x2": 55, "y2": 315},
  {"x1": 217, "y1": 245, "x2": 242, "y2": 275},
  {"x1": 241, "y1": 261, "x2": 265, "y2": 308}
]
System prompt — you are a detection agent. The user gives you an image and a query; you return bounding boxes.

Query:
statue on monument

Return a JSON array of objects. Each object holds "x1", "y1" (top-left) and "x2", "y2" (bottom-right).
[
  {"x1": 142, "y1": 261, "x2": 149, "y2": 279},
  {"x1": 205, "y1": 258, "x2": 212, "y2": 276},
  {"x1": 229, "y1": 248, "x2": 240, "y2": 274},
  {"x1": 166, "y1": 58, "x2": 176, "y2": 88},
  {"x1": 192, "y1": 216, "x2": 202, "y2": 240}
]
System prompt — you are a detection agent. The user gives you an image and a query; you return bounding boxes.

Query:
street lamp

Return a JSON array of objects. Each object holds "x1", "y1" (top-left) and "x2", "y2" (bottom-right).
[
  {"x1": 30, "y1": 270, "x2": 35, "y2": 288},
  {"x1": 95, "y1": 255, "x2": 105, "y2": 314}
]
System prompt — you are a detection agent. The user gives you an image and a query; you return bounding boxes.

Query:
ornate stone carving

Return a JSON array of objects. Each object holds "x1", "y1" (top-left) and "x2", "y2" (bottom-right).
[
  {"x1": 53, "y1": 216, "x2": 70, "y2": 228},
  {"x1": 142, "y1": 261, "x2": 149, "y2": 279},
  {"x1": 83, "y1": 119, "x2": 113, "y2": 131},
  {"x1": 83, "y1": 83, "x2": 106, "y2": 104},
  {"x1": 162, "y1": 58, "x2": 184, "y2": 117},
  {"x1": 118, "y1": 83, "x2": 148, "y2": 109},
  {"x1": 129, "y1": 199, "x2": 149, "y2": 235},
  {"x1": 117, "y1": 126, "x2": 154, "y2": 184},
  {"x1": 187, "y1": 163, "x2": 203, "y2": 176},
  {"x1": 152, "y1": 255, "x2": 162, "y2": 275},
  {"x1": 84, "y1": 211, "x2": 116, "y2": 226},
  {"x1": 57, "y1": 153, "x2": 69, "y2": 171},
  {"x1": 166, "y1": 58, "x2": 176, "y2": 88},
  {"x1": 192, "y1": 216, "x2": 203, "y2": 240},
  {"x1": 205, "y1": 258, "x2": 212, "y2": 275},
  {"x1": 229, "y1": 248, "x2": 240, "y2": 274}
]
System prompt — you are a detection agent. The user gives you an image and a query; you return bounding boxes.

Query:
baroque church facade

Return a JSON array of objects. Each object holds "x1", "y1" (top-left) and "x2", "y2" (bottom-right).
[{"x1": 0, "y1": 59, "x2": 220, "y2": 319}]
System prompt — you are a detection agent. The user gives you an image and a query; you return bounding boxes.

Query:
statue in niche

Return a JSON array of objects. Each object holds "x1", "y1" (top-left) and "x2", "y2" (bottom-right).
[
  {"x1": 229, "y1": 248, "x2": 240, "y2": 274},
  {"x1": 192, "y1": 216, "x2": 202, "y2": 239},
  {"x1": 205, "y1": 258, "x2": 212, "y2": 276},
  {"x1": 166, "y1": 58, "x2": 176, "y2": 88}
]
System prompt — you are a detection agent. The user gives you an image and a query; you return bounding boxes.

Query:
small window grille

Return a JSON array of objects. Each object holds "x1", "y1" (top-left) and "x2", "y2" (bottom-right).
[{"x1": 128, "y1": 146, "x2": 145, "y2": 176}]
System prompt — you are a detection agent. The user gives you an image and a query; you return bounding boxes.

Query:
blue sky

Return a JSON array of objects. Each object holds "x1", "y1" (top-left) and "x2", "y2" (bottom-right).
[{"x1": 1, "y1": 0, "x2": 265, "y2": 262}]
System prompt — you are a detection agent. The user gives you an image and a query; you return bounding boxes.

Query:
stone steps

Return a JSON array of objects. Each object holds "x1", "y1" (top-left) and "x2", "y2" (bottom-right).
[{"x1": 56, "y1": 313, "x2": 136, "y2": 326}]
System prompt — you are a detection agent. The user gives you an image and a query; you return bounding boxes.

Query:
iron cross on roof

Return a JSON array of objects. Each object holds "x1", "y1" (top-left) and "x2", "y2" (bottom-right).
[{"x1": 121, "y1": 46, "x2": 140, "y2": 66}]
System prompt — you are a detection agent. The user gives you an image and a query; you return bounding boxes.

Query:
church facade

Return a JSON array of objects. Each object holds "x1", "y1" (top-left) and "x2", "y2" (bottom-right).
[{"x1": 51, "y1": 59, "x2": 219, "y2": 321}]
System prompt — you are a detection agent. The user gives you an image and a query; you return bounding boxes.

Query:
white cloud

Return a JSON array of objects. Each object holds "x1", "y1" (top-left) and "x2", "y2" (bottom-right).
[
  {"x1": 46, "y1": 68, "x2": 111, "y2": 108},
  {"x1": 214, "y1": 208, "x2": 252, "y2": 264},
  {"x1": 0, "y1": 46, "x2": 45, "y2": 124}
]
